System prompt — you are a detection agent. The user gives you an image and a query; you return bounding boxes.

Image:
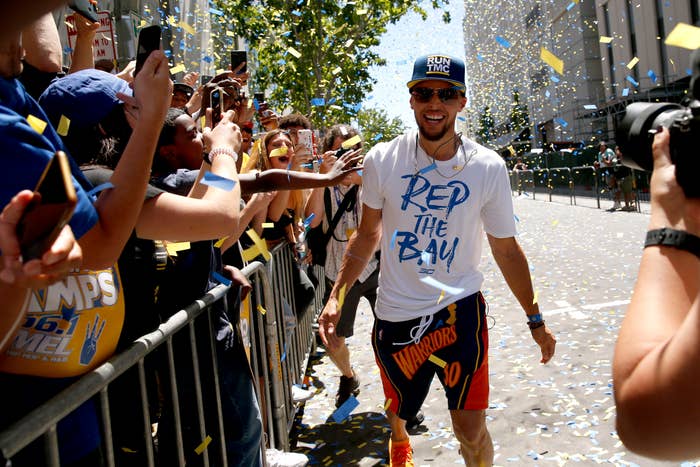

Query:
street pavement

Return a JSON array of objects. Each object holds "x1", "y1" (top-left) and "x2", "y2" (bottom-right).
[{"x1": 290, "y1": 195, "x2": 697, "y2": 467}]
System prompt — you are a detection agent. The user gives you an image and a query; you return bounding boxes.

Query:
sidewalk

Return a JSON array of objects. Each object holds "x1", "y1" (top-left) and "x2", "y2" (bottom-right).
[{"x1": 291, "y1": 197, "x2": 696, "y2": 467}]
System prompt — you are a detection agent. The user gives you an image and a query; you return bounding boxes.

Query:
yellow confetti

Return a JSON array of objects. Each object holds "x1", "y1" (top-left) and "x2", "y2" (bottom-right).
[
  {"x1": 626, "y1": 57, "x2": 639, "y2": 69},
  {"x1": 540, "y1": 47, "x2": 564, "y2": 75},
  {"x1": 533, "y1": 290, "x2": 539, "y2": 305},
  {"x1": 287, "y1": 47, "x2": 301, "y2": 58},
  {"x1": 200, "y1": 116, "x2": 206, "y2": 129},
  {"x1": 665, "y1": 23, "x2": 700, "y2": 50},
  {"x1": 551, "y1": 219, "x2": 559, "y2": 227},
  {"x1": 269, "y1": 146, "x2": 288, "y2": 158},
  {"x1": 166, "y1": 242, "x2": 191, "y2": 256},
  {"x1": 257, "y1": 304, "x2": 266, "y2": 315},
  {"x1": 226, "y1": 30, "x2": 236, "y2": 37},
  {"x1": 26, "y1": 115, "x2": 47, "y2": 134},
  {"x1": 179, "y1": 21, "x2": 195, "y2": 35},
  {"x1": 384, "y1": 398, "x2": 392, "y2": 410},
  {"x1": 599, "y1": 36, "x2": 613, "y2": 44},
  {"x1": 57, "y1": 115, "x2": 71, "y2": 136},
  {"x1": 341, "y1": 135, "x2": 361, "y2": 149},
  {"x1": 356, "y1": 9, "x2": 367, "y2": 15},
  {"x1": 332, "y1": 66, "x2": 342, "y2": 75},
  {"x1": 170, "y1": 64, "x2": 186, "y2": 75},
  {"x1": 243, "y1": 229, "x2": 271, "y2": 261},
  {"x1": 194, "y1": 435, "x2": 212, "y2": 455},
  {"x1": 428, "y1": 354, "x2": 447, "y2": 368},
  {"x1": 214, "y1": 236, "x2": 229, "y2": 248},
  {"x1": 167, "y1": 16, "x2": 177, "y2": 26},
  {"x1": 262, "y1": 222, "x2": 274, "y2": 229},
  {"x1": 338, "y1": 283, "x2": 347, "y2": 309},
  {"x1": 437, "y1": 289, "x2": 446, "y2": 305}
]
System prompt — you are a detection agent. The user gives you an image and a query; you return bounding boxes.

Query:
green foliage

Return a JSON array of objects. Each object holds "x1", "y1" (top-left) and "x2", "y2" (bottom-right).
[
  {"x1": 477, "y1": 106, "x2": 495, "y2": 144},
  {"x1": 212, "y1": 0, "x2": 450, "y2": 128},
  {"x1": 509, "y1": 89, "x2": 529, "y2": 131},
  {"x1": 356, "y1": 107, "x2": 406, "y2": 149}
]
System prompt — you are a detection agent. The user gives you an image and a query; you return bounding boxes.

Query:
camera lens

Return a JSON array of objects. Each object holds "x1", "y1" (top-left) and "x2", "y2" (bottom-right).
[{"x1": 616, "y1": 102, "x2": 684, "y2": 171}]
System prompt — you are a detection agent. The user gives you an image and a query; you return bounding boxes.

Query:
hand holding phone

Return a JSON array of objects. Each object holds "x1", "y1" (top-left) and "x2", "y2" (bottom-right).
[
  {"x1": 17, "y1": 151, "x2": 78, "y2": 262},
  {"x1": 68, "y1": 0, "x2": 99, "y2": 22},
  {"x1": 231, "y1": 50, "x2": 247, "y2": 74},
  {"x1": 210, "y1": 87, "x2": 223, "y2": 126}
]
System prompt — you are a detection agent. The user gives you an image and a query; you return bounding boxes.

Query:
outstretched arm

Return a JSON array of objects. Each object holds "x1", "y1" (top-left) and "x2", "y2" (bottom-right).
[
  {"x1": 487, "y1": 234, "x2": 556, "y2": 364},
  {"x1": 613, "y1": 127, "x2": 700, "y2": 460},
  {"x1": 318, "y1": 204, "x2": 381, "y2": 351}
]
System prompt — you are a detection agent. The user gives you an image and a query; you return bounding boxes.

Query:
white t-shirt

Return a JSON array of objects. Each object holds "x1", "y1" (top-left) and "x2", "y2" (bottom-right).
[{"x1": 361, "y1": 130, "x2": 516, "y2": 321}]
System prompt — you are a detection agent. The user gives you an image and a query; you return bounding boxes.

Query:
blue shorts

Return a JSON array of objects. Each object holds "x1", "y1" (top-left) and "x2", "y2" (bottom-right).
[{"x1": 372, "y1": 292, "x2": 489, "y2": 420}]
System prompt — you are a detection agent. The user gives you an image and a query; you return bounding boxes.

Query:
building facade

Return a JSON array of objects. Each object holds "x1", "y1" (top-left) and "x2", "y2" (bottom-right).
[{"x1": 463, "y1": 0, "x2": 698, "y2": 152}]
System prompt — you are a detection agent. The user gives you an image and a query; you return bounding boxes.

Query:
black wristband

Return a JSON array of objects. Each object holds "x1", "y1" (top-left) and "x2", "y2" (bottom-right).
[
  {"x1": 528, "y1": 320, "x2": 545, "y2": 330},
  {"x1": 644, "y1": 228, "x2": 700, "y2": 259},
  {"x1": 203, "y1": 152, "x2": 212, "y2": 164}
]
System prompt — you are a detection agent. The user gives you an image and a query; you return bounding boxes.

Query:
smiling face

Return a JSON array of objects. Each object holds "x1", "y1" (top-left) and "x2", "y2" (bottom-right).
[
  {"x1": 410, "y1": 79, "x2": 467, "y2": 143},
  {"x1": 266, "y1": 132, "x2": 295, "y2": 169},
  {"x1": 172, "y1": 114, "x2": 204, "y2": 169}
]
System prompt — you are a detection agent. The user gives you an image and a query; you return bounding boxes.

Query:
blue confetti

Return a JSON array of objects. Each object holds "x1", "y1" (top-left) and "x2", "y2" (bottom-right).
[
  {"x1": 211, "y1": 271, "x2": 232, "y2": 286},
  {"x1": 201, "y1": 171, "x2": 236, "y2": 191},
  {"x1": 566, "y1": 2, "x2": 575, "y2": 11},
  {"x1": 476, "y1": 54, "x2": 484, "y2": 62},
  {"x1": 390, "y1": 230, "x2": 398, "y2": 250},
  {"x1": 626, "y1": 75, "x2": 639, "y2": 87},
  {"x1": 551, "y1": 75, "x2": 560, "y2": 83},
  {"x1": 554, "y1": 117, "x2": 568, "y2": 127},
  {"x1": 331, "y1": 395, "x2": 359, "y2": 423},
  {"x1": 647, "y1": 69, "x2": 657, "y2": 83},
  {"x1": 87, "y1": 182, "x2": 114, "y2": 200},
  {"x1": 202, "y1": 55, "x2": 214, "y2": 63},
  {"x1": 303, "y1": 213, "x2": 315, "y2": 228},
  {"x1": 495, "y1": 35, "x2": 511, "y2": 48},
  {"x1": 622, "y1": 87, "x2": 630, "y2": 97},
  {"x1": 373, "y1": 133, "x2": 383, "y2": 140},
  {"x1": 209, "y1": 7, "x2": 224, "y2": 15},
  {"x1": 310, "y1": 98, "x2": 325, "y2": 106},
  {"x1": 63, "y1": 46, "x2": 74, "y2": 54},
  {"x1": 420, "y1": 162, "x2": 437, "y2": 174},
  {"x1": 291, "y1": 10, "x2": 301, "y2": 16}
]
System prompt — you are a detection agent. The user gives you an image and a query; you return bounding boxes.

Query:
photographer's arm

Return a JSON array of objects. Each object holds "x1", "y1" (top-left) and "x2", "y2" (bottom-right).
[{"x1": 614, "y1": 128, "x2": 700, "y2": 460}]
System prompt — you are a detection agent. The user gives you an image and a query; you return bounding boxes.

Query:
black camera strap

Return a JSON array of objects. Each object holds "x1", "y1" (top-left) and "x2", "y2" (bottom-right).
[{"x1": 322, "y1": 185, "x2": 358, "y2": 246}]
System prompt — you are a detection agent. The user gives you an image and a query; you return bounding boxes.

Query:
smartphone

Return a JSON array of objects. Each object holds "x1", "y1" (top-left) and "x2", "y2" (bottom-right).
[
  {"x1": 68, "y1": 0, "x2": 99, "y2": 23},
  {"x1": 254, "y1": 92, "x2": 265, "y2": 103},
  {"x1": 230, "y1": 50, "x2": 247, "y2": 74},
  {"x1": 211, "y1": 87, "x2": 222, "y2": 126},
  {"x1": 134, "y1": 25, "x2": 161, "y2": 77},
  {"x1": 17, "y1": 151, "x2": 78, "y2": 262},
  {"x1": 297, "y1": 129, "x2": 315, "y2": 156}
]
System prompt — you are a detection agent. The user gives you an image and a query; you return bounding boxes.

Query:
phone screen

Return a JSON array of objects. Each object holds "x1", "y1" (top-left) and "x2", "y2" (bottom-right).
[
  {"x1": 17, "y1": 151, "x2": 78, "y2": 261},
  {"x1": 230, "y1": 50, "x2": 247, "y2": 74},
  {"x1": 134, "y1": 25, "x2": 162, "y2": 77},
  {"x1": 211, "y1": 88, "x2": 222, "y2": 126}
]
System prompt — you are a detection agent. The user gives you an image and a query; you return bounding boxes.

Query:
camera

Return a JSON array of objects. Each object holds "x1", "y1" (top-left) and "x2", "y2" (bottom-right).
[{"x1": 616, "y1": 49, "x2": 700, "y2": 197}]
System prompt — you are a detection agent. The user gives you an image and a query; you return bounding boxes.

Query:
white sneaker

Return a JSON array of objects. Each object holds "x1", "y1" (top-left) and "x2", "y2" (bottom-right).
[
  {"x1": 291, "y1": 385, "x2": 314, "y2": 403},
  {"x1": 265, "y1": 448, "x2": 308, "y2": 467},
  {"x1": 611, "y1": 201, "x2": 621, "y2": 210}
]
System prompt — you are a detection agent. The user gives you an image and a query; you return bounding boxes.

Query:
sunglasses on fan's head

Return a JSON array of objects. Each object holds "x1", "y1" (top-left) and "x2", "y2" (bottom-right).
[{"x1": 410, "y1": 86, "x2": 462, "y2": 103}]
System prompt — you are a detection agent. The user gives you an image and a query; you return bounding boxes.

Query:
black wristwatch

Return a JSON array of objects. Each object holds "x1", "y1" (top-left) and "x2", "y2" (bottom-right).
[{"x1": 644, "y1": 228, "x2": 700, "y2": 259}]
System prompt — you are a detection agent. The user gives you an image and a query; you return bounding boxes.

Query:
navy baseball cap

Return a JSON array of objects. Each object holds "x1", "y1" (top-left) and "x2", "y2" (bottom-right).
[
  {"x1": 407, "y1": 54, "x2": 466, "y2": 91},
  {"x1": 39, "y1": 69, "x2": 132, "y2": 132}
]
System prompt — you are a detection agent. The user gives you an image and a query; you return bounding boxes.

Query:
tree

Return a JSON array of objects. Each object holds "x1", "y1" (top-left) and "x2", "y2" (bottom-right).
[
  {"x1": 477, "y1": 106, "x2": 495, "y2": 145},
  {"x1": 212, "y1": 0, "x2": 450, "y2": 128},
  {"x1": 355, "y1": 107, "x2": 405, "y2": 149},
  {"x1": 509, "y1": 89, "x2": 530, "y2": 131}
]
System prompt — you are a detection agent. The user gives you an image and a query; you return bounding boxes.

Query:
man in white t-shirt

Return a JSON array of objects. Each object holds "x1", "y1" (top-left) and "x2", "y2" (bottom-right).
[{"x1": 317, "y1": 54, "x2": 556, "y2": 467}]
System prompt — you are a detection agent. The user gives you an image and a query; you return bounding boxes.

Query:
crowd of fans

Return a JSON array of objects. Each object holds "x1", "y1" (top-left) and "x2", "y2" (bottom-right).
[{"x1": 0, "y1": 5, "x2": 364, "y2": 467}]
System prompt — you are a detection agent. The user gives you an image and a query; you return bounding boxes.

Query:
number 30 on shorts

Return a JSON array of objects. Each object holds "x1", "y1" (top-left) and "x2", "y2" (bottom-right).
[{"x1": 443, "y1": 361, "x2": 462, "y2": 388}]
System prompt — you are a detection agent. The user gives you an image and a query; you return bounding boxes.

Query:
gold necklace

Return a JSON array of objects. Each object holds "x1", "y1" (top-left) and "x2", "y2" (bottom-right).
[{"x1": 413, "y1": 133, "x2": 475, "y2": 179}]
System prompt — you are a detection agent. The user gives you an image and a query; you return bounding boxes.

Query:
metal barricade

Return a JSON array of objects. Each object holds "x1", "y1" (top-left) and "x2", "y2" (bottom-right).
[{"x1": 0, "y1": 251, "x2": 324, "y2": 466}]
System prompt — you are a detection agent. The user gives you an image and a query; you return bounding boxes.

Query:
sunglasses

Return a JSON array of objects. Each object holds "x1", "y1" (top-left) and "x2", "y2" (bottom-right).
[{"x1": 410, "y1": 86, "x2": 462, "y2": 103}]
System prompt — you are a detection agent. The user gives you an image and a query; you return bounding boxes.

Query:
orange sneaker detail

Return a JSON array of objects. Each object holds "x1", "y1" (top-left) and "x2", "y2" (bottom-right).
[{"x1": 389, "y1": 439, "x2": 414, "y2": 467}]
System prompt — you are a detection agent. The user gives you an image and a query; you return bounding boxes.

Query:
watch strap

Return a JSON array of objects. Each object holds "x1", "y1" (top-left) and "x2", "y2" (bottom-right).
[{"x1": 644, "y1": 228, "x2": 700, "y2": 259}]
